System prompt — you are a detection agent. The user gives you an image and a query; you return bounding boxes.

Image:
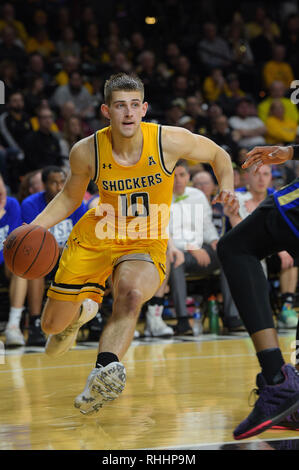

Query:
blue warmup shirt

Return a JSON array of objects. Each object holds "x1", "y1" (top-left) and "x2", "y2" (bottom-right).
[
  {"x1": 21, "y1": 192, "x2": 87, "y2": 247},
  {"x1": 0, "y1": 197, "x2": 22, "y2": 265}
]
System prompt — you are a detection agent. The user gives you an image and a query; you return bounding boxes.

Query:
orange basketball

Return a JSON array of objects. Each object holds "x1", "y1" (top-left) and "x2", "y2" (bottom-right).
[{"x1": 3, "y1": 224, "x2": 59, "y2": 280}]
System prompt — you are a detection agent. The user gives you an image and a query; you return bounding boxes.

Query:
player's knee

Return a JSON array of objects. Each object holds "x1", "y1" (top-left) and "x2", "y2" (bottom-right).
[{"x1": 116, "y1": 282, "x2": 143, "y2": 312}]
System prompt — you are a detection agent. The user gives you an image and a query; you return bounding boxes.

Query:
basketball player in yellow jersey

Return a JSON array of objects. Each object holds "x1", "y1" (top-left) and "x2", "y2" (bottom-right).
[{"x1": 27, "y1": 73, "x2": 239, "y2": 415}]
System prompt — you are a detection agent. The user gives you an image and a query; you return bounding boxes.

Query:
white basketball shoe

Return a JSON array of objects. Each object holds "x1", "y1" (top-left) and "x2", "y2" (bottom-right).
[{"x1": 74, "y1": 362, "x2": 126, "y2": 415}]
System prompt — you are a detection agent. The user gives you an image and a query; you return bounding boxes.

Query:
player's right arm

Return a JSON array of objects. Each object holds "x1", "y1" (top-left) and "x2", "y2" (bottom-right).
[{"x1": 30, "y1": 137, "x2": 93, "y2": 229}]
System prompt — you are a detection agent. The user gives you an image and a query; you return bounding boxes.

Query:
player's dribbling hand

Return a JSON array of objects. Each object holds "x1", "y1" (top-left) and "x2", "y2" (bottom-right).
[
  {"x1": 242, "y1": 146, "x2": 293, "y2": 173},
  {"x1": 212, "y1": 190, "x2": 239, "y2": 215}
]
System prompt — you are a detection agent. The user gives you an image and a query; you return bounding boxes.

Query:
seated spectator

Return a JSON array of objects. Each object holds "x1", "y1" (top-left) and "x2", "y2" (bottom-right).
[
  {"x1": 0, "y1": 60, "x2": 20, "y2": 98},
  {"x1": 81, "y1": 22, "x2": 101, "y2": 71},
  {"x1": 60, "y1": 115, "x2": 85, "y2": 158},
  {"x1": 224, "y1": 164, "x2": 298, "y2": 329},
  {"x1": 210, "y1": 114, "x2": 240, "y2": 163},
  {"x1": 136, "y1": 50, "x2": 166, "y2": 107},
  {"x1": 0, "y1": 2, "x2": 28, "y2": 46},
  {"x1": 21, "y1": 166, "x2": 87, "y2": 345},
  {"x1": 29, "y1": 101, "x2": 59, "y2": 133},
  {"x1": 281, "y1": 13, "x2": 299, "y2": 77},
  {"x1": 250, "y1": 16, "x2": 278, "y2": 66},
  {"x1": 26, "y1": 27, "x2": 56, "y2": 59},
  {"x1": 17, "y1": 169, "x2": 44, "y2": 203},
  {"x1": 128, "y1": 31, "x2": 146, "y2": 66},
  {"x1": 174, "y1": 55, "x2": 199, "y2": 93},
  {"x1": 229, "y1": 97, "x2": 266, "y2": 150},
  {"x1": 185, "y1": 95, "x2": 209, "y2": 135},
  {"x1": 23, "y1": 107, "x2": 65, "y2": 174},
  {"x1": 56, "y1": 26, "x2": 81, "y2": 60},
  {"x1": 0, "y1": 25, "x2": 27, "y2": 73},
  {"x1": 166, "y1": 160, "x2": 220, "y2": 335},
  {"x1": 245, "y1": 6, "x2": 280, "y2": 40},
  {"x1": 258, "y1": 80, "x2": 299, "y2": 123},
  {"x1": 26, "y1": 52, "x2": 51, "y2": 87},
  {"x1": 54, "y1": 55, "x2": 80, "y2": 87},
  {"x1": 262, "y1": 44, "x2": 294, "y2": 89},
  {"x1": 51, "y1": 70, "x2": 94, "y2": 119},
  {"x1": 0, "y1": 91, "x2": 33, "y2": 192},
  {"x1": 192, "y1": 170, "x2": 223, "y2": 234},
  {"x1": 227, "y1": 22, "x2": 254, "y2": 67},
  {"x1": 203, "y1": 68, "x2": 228, "y2": 103},
  {"x1": 25, "y1": 76, "x2": 47, "y2": 116},
  {"x1": 265, "y1": 100, "x2": 297, "y2": 144},
  {"x1": 0, "y1": 173, "x2": 28, "y2": 347},
  {"x1": 198, "y1": 22, "x2": 232, "y2": 71},
  {"x1": 217, "y1": 73, "x2": 246, "y2": 116},
  {"x1": 164, "y1": 99, "x2": 185, "y2": 126}
]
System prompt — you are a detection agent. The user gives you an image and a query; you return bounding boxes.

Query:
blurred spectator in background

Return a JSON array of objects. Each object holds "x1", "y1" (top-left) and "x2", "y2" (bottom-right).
[
  {"x1": 198, "y1": 22, "x2": 232, "y2": 71},
  {"x1": 23, "y1": 107, "x2": 65, "y2": 173},
  {"x1": 210, "y1": 114, "x2": 240, "y2": 163},
  {"x1": 26, "y1": 52, "x2": 51, "y2": 88},
  {"x1": 26, "y1": 27, "x2": 56, "y2": 59},
  {"x1": 0, "y1": 92, "x2": 32, "y2": 192},
  {"x1": 60, "y1": 115, "x2": 85, "y2": 158},
  {"x1": 262, "y1": 43, "x2": 295, "y2": 89},
  {"x1": 281, "y1": 13, "x2": 299, "y2": 76},
  {"x1": 265, "y1": 99, "x2": 297, "y2": 144},
  {"x1": 55, "y1": 55, "x2": 80, "y2": 86},
  {"x1": 245, "y1": 6, "x2": 280, "y2": 40},
  {"x1": 0, "y1": 25, "x2": 27, "y2": 72},
  {"x1": 0, "y1": 60, "x2": 20, "y2": 98},
  {"x1": 203, "y1": 68, "x2": 227, "y2": 103},
  {"x1": 229, "y1": 97, "x2": 266, "y2": 150},
  {"x1": 258, "y1": 80, "x2": 299, "y2": 123},
  {"x1": 51, "y1": 70, "x2": 94, "y2": 119},
  {"x1": 17, "y1": 169, "x2": 44, "y2": 203},
  {"x1": 217, "y1": 73, "x2": 246, "y2": 116},
  {"x1": 250, "y1": 16, "x2": 278, "y2": 67},
  {"x1": 0, "y1": 2, "x2": 28, "y2": 46},
  {"x1": 56, "y1": 26, "x2": 81, "y2": 61}
]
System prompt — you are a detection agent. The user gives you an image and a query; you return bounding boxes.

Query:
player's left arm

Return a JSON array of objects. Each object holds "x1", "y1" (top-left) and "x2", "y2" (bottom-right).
[{"x1": 162, "y1": 126, "x2": 239, "y2": 211}]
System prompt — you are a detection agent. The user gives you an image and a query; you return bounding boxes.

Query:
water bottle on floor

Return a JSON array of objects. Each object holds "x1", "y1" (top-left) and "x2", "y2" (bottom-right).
[
  {"x1": 208, "y1": 295, "x2": 220, "y2": 334},
  {"x1": 192, "y1": 302, "x2": 203, "y2": 336}
]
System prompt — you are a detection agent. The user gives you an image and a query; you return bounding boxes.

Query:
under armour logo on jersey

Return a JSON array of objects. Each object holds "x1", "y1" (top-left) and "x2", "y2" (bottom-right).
[
  {"x1": 148, "y1": 156, "x2": 156, "y2": 165},
  {"x1": 103, "y1": 163, "x2": 112, "y2": 169}
]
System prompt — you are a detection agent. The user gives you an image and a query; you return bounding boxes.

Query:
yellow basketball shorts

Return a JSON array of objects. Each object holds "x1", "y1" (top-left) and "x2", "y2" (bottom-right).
[{"x1": 47, "y1": 209, "x2": 167, "y2": 304}]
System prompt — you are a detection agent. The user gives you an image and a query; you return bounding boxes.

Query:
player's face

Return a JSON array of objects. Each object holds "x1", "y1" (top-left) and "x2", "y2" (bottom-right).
[{"x1": 102, "y1": 91, "x2": 148, "y2": 138}]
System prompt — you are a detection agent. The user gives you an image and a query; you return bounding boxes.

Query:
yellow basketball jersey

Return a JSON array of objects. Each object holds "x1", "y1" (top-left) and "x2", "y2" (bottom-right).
[{"x1": 92, "y1": 122, "x2": 174, "y2": 241}]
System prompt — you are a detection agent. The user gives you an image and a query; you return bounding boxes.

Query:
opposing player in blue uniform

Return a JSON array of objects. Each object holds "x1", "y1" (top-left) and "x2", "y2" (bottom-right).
[
  {"x1": 217, "y1": 144, "x2": 299, "y2": 439},
  {"x1": 21, "y1": 166, "x2": 87, "y2": 346}
]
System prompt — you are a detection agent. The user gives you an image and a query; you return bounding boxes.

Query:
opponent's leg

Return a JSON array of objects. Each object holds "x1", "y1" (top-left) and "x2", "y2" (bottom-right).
[
  {"x1": 74, "y1": 260, "x2": 160, "y2": 415},
  {"x1": 217, "y1": 205, "x2": 299, "y2": 440},
  {"x1": 42, "y1": 297, "x2": 98, "y2": 357}
]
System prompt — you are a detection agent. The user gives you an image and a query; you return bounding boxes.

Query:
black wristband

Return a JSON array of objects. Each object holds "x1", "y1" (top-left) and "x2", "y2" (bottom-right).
[{"x1": 292, "y1": 145, "x2": 299, "y2": 160}]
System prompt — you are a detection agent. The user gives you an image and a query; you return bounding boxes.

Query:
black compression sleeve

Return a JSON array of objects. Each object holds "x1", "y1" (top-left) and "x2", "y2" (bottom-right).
[{"x1": 292, "y1": 145, "x2": 299, "y2": 160}]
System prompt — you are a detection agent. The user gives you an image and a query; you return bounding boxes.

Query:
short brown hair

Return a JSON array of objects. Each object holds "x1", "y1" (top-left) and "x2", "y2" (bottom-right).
[{"x1": 104, "y1": 73, "x2": 144, "y2": 105}]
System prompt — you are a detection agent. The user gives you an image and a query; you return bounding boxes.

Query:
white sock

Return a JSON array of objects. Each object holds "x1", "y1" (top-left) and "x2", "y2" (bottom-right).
[
  {"x1": 147, "y1": 304, "x2": 164, "y2": 319},
  {"x1": 7, "y1": 307, "x2": 23, "y2": 328}
]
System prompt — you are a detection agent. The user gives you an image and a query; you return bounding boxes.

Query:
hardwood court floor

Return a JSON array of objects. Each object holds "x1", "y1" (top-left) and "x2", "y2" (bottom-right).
[{"x1": 0, "y1": 334, "x2": 298, "y2": 450}]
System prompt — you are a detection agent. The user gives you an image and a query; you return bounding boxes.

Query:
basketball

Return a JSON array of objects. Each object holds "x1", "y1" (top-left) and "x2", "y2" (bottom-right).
[{"x1": 3, "y1": 224, "x2": 59, "y2": 280}]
